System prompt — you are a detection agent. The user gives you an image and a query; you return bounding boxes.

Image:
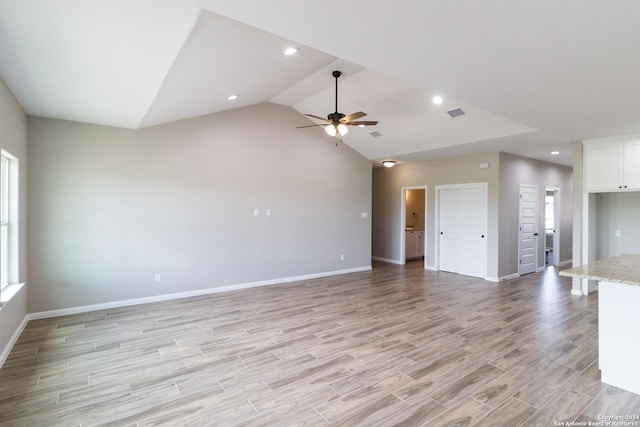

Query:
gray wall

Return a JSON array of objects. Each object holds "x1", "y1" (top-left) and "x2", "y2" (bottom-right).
[
  {"x1": 27, "y1": 102, "x2": 372, "y2": 312},
  {"x1": 595, "y1": 192, "x2": 640, "y2": 259},
  {"x1": 372, "y1": 152, "x2": 500, "y2": 276},
  {"x1": 0, "y1": 76, "x2": 28, "y2": 356},
  {"x1": 498, "y1": 153, "x2": 573, "y2": 277}
]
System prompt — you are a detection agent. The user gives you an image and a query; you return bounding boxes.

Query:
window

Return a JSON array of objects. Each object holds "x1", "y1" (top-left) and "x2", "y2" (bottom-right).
[
  {"x1": 0, "y1": 150, "x2": 17, "y2": 297},
  {"x1": 544, "y1": 194, "x2": 555, "y2": 232}
]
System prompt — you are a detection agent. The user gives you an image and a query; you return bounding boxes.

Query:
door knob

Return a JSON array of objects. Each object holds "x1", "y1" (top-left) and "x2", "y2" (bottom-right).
[{"x1": 481, "y1": 235, "x2": 485, "y2": 238}]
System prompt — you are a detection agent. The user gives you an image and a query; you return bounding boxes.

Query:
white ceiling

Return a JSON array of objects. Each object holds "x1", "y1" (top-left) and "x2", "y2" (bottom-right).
[{"x1": 3, "y1": 1, "x2": 640, "y2": 167}]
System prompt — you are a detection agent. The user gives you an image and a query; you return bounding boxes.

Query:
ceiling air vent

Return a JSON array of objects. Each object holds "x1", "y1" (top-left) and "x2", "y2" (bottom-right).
[
  {"x1": 369, "y1": 131, "x2": 382, "y2": 138},
  {"x1": 447, "y1": 108, "x2": 466, "y2": 118}
]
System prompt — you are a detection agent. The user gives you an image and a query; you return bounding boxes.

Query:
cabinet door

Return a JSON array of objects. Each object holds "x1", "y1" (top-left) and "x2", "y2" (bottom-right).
[
  {"x1": 416, "y1": 231, "x2": 424, "y2": 257},
  {"x1": 405, "y1": 231, "x2": 416, "y2": 259},
  {"x1": 584, "y1": 142, "x2": 621, "y2": 192},
  {"x1": 623, "y1": 139, "x2": 640, "y2": 190}
]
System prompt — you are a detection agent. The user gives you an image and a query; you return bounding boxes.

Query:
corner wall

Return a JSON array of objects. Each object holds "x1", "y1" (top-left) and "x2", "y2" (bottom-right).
[
  {"x1": 0, "y1": 76, "x2": 28, "y2": 359},
  {"x1": 498, "y1": 152, "x2": 573, "y2": 277},
  {"x1": 27, "y1": 103, "x2": 372, "y2": 313}
]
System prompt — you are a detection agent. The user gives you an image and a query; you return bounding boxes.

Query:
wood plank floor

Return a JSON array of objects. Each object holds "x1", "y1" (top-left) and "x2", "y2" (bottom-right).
[{"x1": 1, "y1": 261, "x2": 639, "y2": 426}]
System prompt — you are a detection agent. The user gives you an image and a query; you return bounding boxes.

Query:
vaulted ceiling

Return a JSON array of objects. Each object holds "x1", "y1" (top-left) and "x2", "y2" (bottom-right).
[{"x1": 2, "y1": 1, "x2": 640, "y2": 167}]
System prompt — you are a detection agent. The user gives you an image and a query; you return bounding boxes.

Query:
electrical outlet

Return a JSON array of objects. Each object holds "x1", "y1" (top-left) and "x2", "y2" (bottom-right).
[
  {"x1": 340, "y1": 254, "x2": 345, "y2": 261},
  {"x1": 266, "y1": 209, "x2": 272, "y2": 217},
  {"x1": 254, "y1": 209, "x2": 259, "y2": 216},
  {"x1": 154, "y1": 273, "x2": 162, "y2": 282},
  {"x1": 615, "y1": 229, "x2": 621, "y2": 237}
]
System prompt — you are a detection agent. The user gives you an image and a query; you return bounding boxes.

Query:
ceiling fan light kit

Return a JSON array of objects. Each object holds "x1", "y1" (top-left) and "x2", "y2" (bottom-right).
[
  {"x1": 325, "y1": 123, "x2": 348, "y2": 136},
  {"x1": 297, "y1": 70, "x2": 378, "y2": 138}
]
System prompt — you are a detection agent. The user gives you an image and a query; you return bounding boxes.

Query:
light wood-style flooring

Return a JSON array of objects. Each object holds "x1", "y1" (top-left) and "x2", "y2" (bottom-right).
[{"x1": 1, "y1": 261, "x2": 639, "y2": 426}]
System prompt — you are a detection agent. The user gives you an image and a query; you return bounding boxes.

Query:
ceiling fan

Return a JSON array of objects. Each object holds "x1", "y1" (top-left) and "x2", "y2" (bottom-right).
[{"x1": 297, "y1": 70, "x2": 378, "y2": 137}]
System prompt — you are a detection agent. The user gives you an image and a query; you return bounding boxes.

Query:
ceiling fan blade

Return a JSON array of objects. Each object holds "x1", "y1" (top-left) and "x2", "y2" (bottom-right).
[
  {"x1": 304, "y1": 113, "x2": 330, "y2": 122},
  {"x1": 340, "y1": 111, "x2": 367, "y2": 122},
  {"x1": 296, "y1": 124, "x2": 325, "y2": 128},
  {"x1": 345, "y1": 121, "x2": 378, "y2": 126}
]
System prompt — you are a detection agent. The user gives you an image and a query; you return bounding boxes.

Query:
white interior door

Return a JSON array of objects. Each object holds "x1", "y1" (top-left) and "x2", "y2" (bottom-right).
[
  {"x1": 459, "y1": 187, "x2": 487, "y2": 278},
  {"x1": 438, "y1": 184, "x2": 487, "y2": 278},
  {"x1": 438, "y1": 189, "x2": 460, "y2": 273},
  {"x1": 519, "y1": 185, "x2": 538, "y2": 275}
]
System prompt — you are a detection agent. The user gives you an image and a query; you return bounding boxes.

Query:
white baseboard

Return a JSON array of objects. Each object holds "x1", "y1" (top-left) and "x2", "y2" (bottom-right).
[
  {"x1": 559, "y1": 260, "x2": 572, "y2": 266},
  {"x1": 485, "y1": 273, "x2": 520, "y2": 282},
  {"x1": 28, "y1": 266, "x2": 372, "y2": 321},
  {"x1": 0, "y1": 315, "x2": 28, "y2": 368},
  {"x1": 424, "y1": 264, "x2": 437, "y2": 271},
  {"x1": 571, "y1": 289, "x2": 584, "y2": 296},
  {"x1": 372, "y1": 257, "x2": 404, "y2": 265},
  {"x1": 536, "y1": 266, "x2": 546, "y2": 272}
]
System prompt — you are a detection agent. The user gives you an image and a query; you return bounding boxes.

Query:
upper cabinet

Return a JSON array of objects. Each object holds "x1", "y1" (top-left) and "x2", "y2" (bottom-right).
[{"x1": 584, "y1": 136, "x2": 640, "y2": 192}]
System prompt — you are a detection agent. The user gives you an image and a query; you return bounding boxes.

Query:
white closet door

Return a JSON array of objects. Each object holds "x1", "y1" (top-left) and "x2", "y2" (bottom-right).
[
  {"x1": 438, "y1": 184, "x2": 488, "y2": 279},
  {"x1": 438, "y1": 189, "x2": 460, "y2": 273},
  {"x1": 459, "y1": 186, "x2": 487, "y2": 278}
]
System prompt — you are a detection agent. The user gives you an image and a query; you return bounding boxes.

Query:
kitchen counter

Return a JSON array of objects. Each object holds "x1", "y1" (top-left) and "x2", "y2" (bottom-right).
[
  {"x1": 559, "y1": 253, "x2": 640, "y2": 286},
  {"x1": 560, "y1": 253, "x2": 640, "y2": 396}
]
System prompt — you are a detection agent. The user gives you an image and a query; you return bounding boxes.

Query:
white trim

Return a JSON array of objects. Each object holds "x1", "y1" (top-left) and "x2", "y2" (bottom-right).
[
  {"x1": 424, "y1": 264, "x2": 437, "y2": 271},
  {"x1": 485, "y1": 273, "x2": 520, "y2": 282},
  {"x1": 571, "y1": 289, "x2": 584, "y2": 296},
  {"x1": 27, "y1": 266, "x2": 372, "y2": 321},
  {"x1": 0, "y1": 315, "x2": 28, "y2": 368},
  {"x1": 0, "y1": 282, "x2": 24, "y2": 304},
  {"x1": 536, "y1": 266, "x2": 546, "y2": 272},
  {"x1": 559, "y1": 259, "x2": 573, "y2": 266},
  {"x1": 372, "y1": 256, "x2": 403, "y2": 265}
]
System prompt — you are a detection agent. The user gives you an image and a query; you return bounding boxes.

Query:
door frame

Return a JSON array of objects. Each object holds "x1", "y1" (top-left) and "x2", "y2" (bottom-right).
[
  {"x1": 545, "y1": 187, "x2": 561, "y2": 266},
  {"x1": 435, "y1": 182, "x2": 488, "y2": 277},
  {"x1": 400, "y1": 186, "x2": 428, "y2": 268}
]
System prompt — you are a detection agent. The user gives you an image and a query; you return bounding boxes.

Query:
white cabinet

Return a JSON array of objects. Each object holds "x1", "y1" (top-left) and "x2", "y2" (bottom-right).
[
  {"x1": 584, "y1": 137, "x2": 640, "y2": 192},
  {"x1": 405, "y1": 230, "x2": 424, "y2": 259}
]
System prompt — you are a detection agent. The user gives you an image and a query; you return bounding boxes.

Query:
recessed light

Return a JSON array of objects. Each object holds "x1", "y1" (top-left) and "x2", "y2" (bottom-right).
[
  {"x1": 432, "y1": 95, "x2": 443, "y2": 105},
  {"x1": 551, "y1": 151, "x2": 559, "y2": 155},
  {"x1": 227, "y1": 95, "x2": 238, "y2": 101},
  {"x1": 283, "y1": 47, "x2": 299, "y2": 56}
]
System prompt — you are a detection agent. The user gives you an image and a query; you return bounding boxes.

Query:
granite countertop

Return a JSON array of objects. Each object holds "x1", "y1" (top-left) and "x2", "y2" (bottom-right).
[{"x1": 559, "y1": 253, "x2": 640, "y2": 286}]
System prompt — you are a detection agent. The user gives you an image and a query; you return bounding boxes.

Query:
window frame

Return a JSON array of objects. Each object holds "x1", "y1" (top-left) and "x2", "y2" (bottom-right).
[{"x1": 0, "y1": 150, "x2": 18, "y2": 296}]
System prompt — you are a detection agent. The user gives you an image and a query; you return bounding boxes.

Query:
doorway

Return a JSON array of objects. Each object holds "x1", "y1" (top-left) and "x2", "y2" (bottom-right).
[
  {"x1": 545, "y1": 188, "x2": 561, "y2": 266},
  {"x1": 401, "y1": 187, "x2": 427, "y2": 267}
]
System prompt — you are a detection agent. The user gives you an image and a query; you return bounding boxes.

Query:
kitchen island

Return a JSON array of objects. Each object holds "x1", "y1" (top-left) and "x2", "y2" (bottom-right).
[{"x1": 560, "y1": 254, "x2": 640, "y2": 395}]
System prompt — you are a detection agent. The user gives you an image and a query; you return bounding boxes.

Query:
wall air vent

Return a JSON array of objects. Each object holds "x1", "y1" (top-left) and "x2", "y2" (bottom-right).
[
  {"x1": 447, "y1": 108, "x2": 466, "y2": 118},
  {"x1": 369, "y1": 131, "x2": 382, "y2": 138}
]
